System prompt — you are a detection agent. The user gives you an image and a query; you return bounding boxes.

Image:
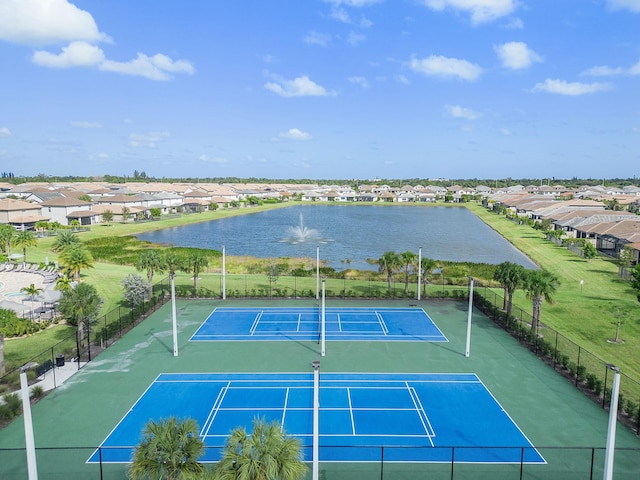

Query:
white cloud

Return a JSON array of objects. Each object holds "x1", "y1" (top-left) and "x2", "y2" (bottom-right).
[
  {"x1": 265, "y1": 75, "x2": 336, "y2": 97},
  {"x1": 445, "y1": 104, "x2": 481, "y2": 120},
  {"x1": 495, "y1": 42, "x2": 542, "y2": 69},
  {"x1": 129, "y1": 131, "x2": 170, "y2": 148},
  {"x1": 71, "y1": 120, "x2": 102, "y2": 129},
  {"x1": 422, "y1": 0, "x2": 517, "y2": 24},
  {"x1": 581, "y1": 58, "x2": 640, "y2": 77},
  {"x1": 409, "y1": 55, "x2": 483, "y2": 81},
  {"x1": 199, "y1": 154, "x2": 228, "y2": 164},
  {"x1": 533, "y1": 79, "x2": 611, "y2": 96},
  {"x1": 304, "y1": 31, "x2": 332, "y2": 47},
  {"x1": 349, "y1": 76, "x2": 370, "y2": 88},
  {"x1": 607, "y1": 0, "x2": 640, "y2": 13},
  {"x1": 100, "y1": 53, "x2": 194, "y2": 81},
  {"x1": 330, "y1": 7, "x2": 352, "y2": 23},
  {"x1": 32, "y1": 41, "x2": 104, "y2": 68},
  {"x1": 499, "y1": 128, "x2": 513, "y2": 136},
  {"x1": 324, "y1": 0, "x2": 382, "y2": 6},
  {"x1": 503, "y1": 17, "x2": 523, "y2": 29},
  {"x1": 278, "y1": 128, "x2": 312, "y2": 140},
  {"x1": 0, "y1": 127, "x2": 13, "y2": 137},
  {"x1": 394, "y1": 74, "x2": 410, "y2": 84},
  {"x1": 0, "y1": 0, "x2": 107, "y2": 46}
]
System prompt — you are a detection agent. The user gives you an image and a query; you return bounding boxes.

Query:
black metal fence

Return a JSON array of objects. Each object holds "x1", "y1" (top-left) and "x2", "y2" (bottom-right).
[
  {"x1": 0, "y1": 445, "x2": 639, "y2": 479},
  {"x1": 473, "y1": 286, "x2": 640, "y2": 435},
  {"x1": 0, "y1": 292, "x2": 169, "y2": 397}
]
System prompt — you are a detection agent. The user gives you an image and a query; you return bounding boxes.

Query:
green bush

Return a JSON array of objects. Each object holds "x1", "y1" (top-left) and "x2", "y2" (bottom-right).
[
  {"x1": 0, "y1": 393, "x2": 22, "y2": 419},
  {"x1": 30, "y1": 385, "x2": 45, "y2": 399},
  {"x1": 576, "y1": 365, "x2": 587, "y2": 383}
]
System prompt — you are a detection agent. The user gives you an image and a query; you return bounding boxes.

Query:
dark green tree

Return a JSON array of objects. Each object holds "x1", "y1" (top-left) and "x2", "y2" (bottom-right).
[
  {"x1": 136, "y1": 249, "x2": 165, "y2": 298},
  {"x1": 12, "y1": 230, "x2": 37, "y2": 265},
  {"x1": 58, "y1": 282, "x2": 102, "y2": 342},
  {"x1": 399, "y1": 251, "x2": 417, "y2": 295},
  {"x1": 378, "y1": 251, "x2": 401, "y2": 294},
  {"x1": 523, "y1": 269, "x2": 560, "y2": 339},
  {"x1": 493, "y1": 262, "x2": 526, "y2": 319}
]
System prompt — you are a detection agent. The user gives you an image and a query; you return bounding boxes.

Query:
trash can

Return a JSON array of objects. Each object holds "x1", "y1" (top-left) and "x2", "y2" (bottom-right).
[{"x1": 55, "y1": 354, "x2": 65, "y2": 367}]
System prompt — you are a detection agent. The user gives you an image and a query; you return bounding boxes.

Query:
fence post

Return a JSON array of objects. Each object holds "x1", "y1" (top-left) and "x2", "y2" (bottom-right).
[
  {"x1": 553, "y1": 332, "x2": 559, "y2": 370},
  {"x1": 603, "y1": 367, "x2": 609, "y2": 409},
  {"x1": 380, "y1": 446, "x2": 384, "y2": 480},
  {"x1": 576, "y1": 347, "x2": 582, "y2": 386}
]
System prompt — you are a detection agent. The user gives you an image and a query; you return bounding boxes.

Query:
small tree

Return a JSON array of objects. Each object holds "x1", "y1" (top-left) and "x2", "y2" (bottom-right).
[
  {"x1": 12, "y1": 230, "x2": 37, "y2": 266},
  {"x1": 149, "y1": 207, "x2": 162, "y2": 219},
  {"x1": 136, "y1": 249, "x2": 165, "y2": 299},
  {"x1": 582, "y1": 242, "x2": 598, "y2": 261},
  {"x1": 617, "y1": 245, "x2": 633, "y2": 276},
  {"x1": 122, "y1": 273, "x2": 148, "y2": 308},
  {"x1": 59, "y1": 243, "x2": 94, "y2": 282},
  {"x1": 102, "y1": 209, "x2": 114, "y2": 225},
  {"x1": 631, "y1": 264, "x2": 640, "y2": 302},
  {"x1": 129, "y1": 417, "x2": 205, "y2": 480},
  {"x1": 58, "y1": 282, "x2": 102, "y2": 343},
  {"x1": 20, "y1": 283, "x2": 44, "y2": 320},
  {"x1": 122, "y1": 206, "x2": 132, "y2": 223},
  {"x1": 0, "y1": 224, "x2": 15, "y2": 258},
  {"x1": 52, "y1": 230, "x2": 81, "y2": 252}
]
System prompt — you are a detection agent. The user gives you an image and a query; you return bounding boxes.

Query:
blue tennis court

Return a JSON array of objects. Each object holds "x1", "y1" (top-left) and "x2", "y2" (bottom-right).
[
  {"x1": 89, "y1": 373, "x2": 545, "y2": 465},
  {"x1": 190, "y1": 307, "x2": 448, "y2": 342}
]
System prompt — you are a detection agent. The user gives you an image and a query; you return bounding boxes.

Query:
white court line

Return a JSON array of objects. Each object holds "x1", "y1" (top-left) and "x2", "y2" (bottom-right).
[
  {"x1": 347, "y1": 388, "x2": 356, "y2": 435},
  {"x1": 405, "y1": 383, "x2": 435, "y2": 446},
  {"x1": 282, "y1": 387, "x2": 290, "y2": 428},
  {"x1": 337, "y1": 314, "x2": 342, "y2": 332},
  {"x1": 376, "y1": 312, "x2": 389, "y2": 335},
  {"x1": 249, "y1": 311, "x2": 263, "y2": 335},
  {"x1": 297, "y1": 314, "x2": 301, "y2": 332},
  {"x1": 201, "y1": 381, "x2": 230, "y2": 437}
]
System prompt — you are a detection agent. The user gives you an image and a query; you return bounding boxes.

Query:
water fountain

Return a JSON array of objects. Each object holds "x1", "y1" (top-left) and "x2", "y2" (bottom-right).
[{"x1": 281, "y1": 213, "x2": 328, "y2": 244}]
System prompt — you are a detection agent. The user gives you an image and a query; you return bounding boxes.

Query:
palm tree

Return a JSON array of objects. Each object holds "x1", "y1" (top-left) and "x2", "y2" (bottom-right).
[
  {"x1": 523, "y1": 269, "x2": 560, "y2": 339},
  {"x1": 186, "y1": 251, "x2": 209, "y2": 293},
  {"x1": 58, "y1": 282, "x2": 102, "y2": 343},
  {"x1": 52, "y1": 230, "x2": 80, "y2": 252},
  {"x1": 136, "y1": 250, "x2": 165, "y2": 299},
  {"x1": 12, "y1": 229, "x2": 37, "y2": 266},
  {"x1": 0, "y1": 224, "x2": 15, "y2": 257},
  {"x1": 59, "y1": 243, "x2": 94, "y2": 282},
  {"x1": 129, "y1": 417, "x2": 205, "y2": 480},
  {"x1": 493, "y1": 262, "x2": 526, "y2": 319},
  {"x1": 378, "y1": 251, "x2": 401, "y2": 294},
  {"x1": 213, "y1": 417, "x2": 307, "y2": 480},
  {"x1": 399, "y1": 250, "x2": 417, "y2": 295},
  {"x1": 54, "y1": 275, "x2": 74, "y2": 294},
  {"x1": 420, "y1": 256, "x2": 437, "y2": 297},
  {"x1": 20, "y1": 283, "x2": 44, "y2": 320}
]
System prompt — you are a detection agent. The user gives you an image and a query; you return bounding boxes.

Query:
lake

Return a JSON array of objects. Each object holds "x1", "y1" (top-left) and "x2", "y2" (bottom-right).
[{"x1": 137, "y1": 205, "x2": 537, "y2": 271}]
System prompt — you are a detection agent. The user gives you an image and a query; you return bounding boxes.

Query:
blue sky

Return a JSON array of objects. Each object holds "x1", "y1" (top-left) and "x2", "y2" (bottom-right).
[{"x1": 0, "y1": 0, "x2": 639, "y2": 181}]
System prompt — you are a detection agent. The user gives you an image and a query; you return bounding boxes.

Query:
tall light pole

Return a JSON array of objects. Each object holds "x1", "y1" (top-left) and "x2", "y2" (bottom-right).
[
  {"x1": 316, "y1": 246, "x2": 320, "y2": 300},
  {"x1": 222, "y1": 245, "x2": 226, "y2": 300},
  {"x1": 603, "y1": 364, "x2": 621, "y2": 480},
  {"x1": 20, "y1": 368, "x2": 38, "y2": 480},
  {"x1": 312, "y1": 360, "x2": 320, "y2": 480},
  {"x1": 465, "y1": 276, "x2": 474, "y2": 358},
  {"x1": 321, "y1": 279, "x2": 326, "y2": 357},
  {"x1": 417, "y1": 247, "x2": 422, "y2": 301}
]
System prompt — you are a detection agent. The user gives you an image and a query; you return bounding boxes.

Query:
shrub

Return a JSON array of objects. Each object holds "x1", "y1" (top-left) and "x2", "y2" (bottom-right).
[
  {"x1": 576, "y1": 365, "x2": 587, "y2": 382},
  {"x1": 30, "y1": 385, "x2": 45, "y2": 399},
  {"x1": 2, "y1": 393, "x2": 22, "y2": 418}
]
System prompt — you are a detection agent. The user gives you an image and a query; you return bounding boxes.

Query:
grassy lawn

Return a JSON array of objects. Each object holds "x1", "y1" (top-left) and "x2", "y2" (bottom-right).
[{"x1": 467, "y1": 203, "x2": 640, "y2": 380}]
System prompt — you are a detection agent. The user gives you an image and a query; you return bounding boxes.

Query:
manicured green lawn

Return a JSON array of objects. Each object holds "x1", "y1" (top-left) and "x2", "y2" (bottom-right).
[{"x1": 468, "y1": 203, "x2": 640, "y2": 380}]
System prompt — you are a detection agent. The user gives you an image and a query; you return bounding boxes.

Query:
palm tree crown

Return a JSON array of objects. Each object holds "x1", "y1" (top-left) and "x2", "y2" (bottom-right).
[
  {"x1": 129, "y1": 417, "x2": 205, "y2": 480},
  {"x1": 213, "y1": 417, "x2": 307, "y2": 480},
  {"x1": 523, "y1": 269, "x2": 560, "y2": 338}
]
